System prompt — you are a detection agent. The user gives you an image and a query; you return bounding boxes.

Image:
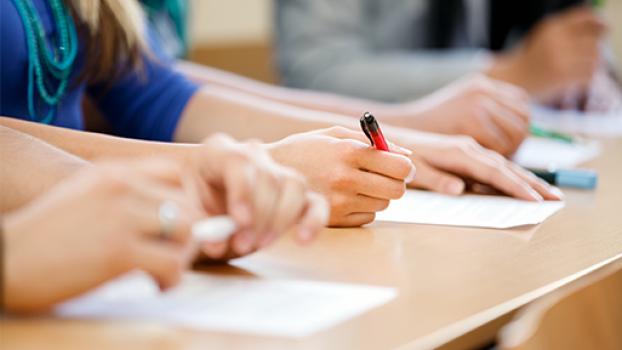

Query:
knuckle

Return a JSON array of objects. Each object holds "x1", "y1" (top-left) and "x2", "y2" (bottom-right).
[
  {"x1": 377, "y1": 200, "x2": 390, "y2": 212},
  {"x1": 455, "y1": 136, "x2": 479, "y2": 152},
  {"x1": 329, "y1": 168, "x2": 354, "y2": 190},
  {"x1": 392, "y1": 157, "x2": 414, "y2": 180},
  {"x1": 355, "y1": 213, "x2": 376, "y2": 226},
  {"x1": 388, "y1": 183, "x2": 407, "y2": 199},
  {"x1": 338, "y1": 140, "x2": 363, "y2": 161},
  {"x1": 327, "y1": 125, "x2": 348, "y2": 135},
  {"x1": 94, "y1": 168, "x2": 128, "y2": 194},
  {"x1": 328, "y1": 194, "x2": 349, "y2": 213}
]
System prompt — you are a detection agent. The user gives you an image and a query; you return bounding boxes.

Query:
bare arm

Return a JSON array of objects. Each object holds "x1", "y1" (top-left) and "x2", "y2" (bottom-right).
[
  {"x1": 0, "y1": 117, "x2": 196, "y2": 163},
  {"x1": 175, "y1": 61, "x2": 397, "y2": 118},
  {"x1": 173, "y1": 85, "x2": 365, "y2": 143},
  {"x1": 0, "y1": 126, "x2": 86, "y2": 213}
]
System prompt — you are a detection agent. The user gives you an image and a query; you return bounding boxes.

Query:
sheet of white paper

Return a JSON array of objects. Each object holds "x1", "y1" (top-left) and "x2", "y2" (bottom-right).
[
  {"x1": 376, "y1": 190, "x2": 564, "y2": 229},
  {"x1": 56, "y1": 272, "x2": 396, "y2": 338},
  {"x1": 532, "y1": 105, "x2": 622, "y2": 137},
  {"x1": 513, "y1": 137, "x2": 601, "y2": 169}
]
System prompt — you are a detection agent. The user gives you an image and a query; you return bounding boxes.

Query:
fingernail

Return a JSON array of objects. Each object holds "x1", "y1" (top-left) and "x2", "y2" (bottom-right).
[
  {"x1": 445, "y1": 180, "x2": 465, "y2": 195},
  {"x1": 550, "y1": 186, "x2": 565, "y2": 200},
  {"x1": 395, "y1": 145, "x2": 413, "y2": 156},
  {"x1": 405, "y1": 164, "x2": 416, "y2": 183}
]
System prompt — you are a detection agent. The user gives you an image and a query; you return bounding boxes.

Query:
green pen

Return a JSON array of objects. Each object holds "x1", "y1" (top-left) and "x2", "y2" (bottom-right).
[{"x1": 529, "y1": 125, "x2": 575, "y2": 144}]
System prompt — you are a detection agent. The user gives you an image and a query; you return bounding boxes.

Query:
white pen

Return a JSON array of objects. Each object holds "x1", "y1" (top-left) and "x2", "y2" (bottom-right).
[{"x1": 191, "y1": 215, "x2": 238, "y2": 243}]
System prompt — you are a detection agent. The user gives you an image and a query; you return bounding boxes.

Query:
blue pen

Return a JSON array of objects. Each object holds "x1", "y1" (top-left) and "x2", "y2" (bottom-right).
[{"x1": 528, "y1": 168, "x2": 598, "y2": 190}]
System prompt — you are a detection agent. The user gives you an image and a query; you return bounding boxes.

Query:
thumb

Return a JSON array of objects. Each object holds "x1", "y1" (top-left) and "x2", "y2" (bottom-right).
[{"x1": 409, "y1": 159, "x2": 465, "y2": 195}]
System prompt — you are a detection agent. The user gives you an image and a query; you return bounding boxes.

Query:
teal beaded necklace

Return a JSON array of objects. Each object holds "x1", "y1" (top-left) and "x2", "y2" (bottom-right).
[{"x1": 12, "y1": 0, "x2": 78, "y2": 124}]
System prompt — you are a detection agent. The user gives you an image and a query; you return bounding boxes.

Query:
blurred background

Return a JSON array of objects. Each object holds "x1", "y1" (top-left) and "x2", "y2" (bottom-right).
[{"x1": 186, "y1": 0, "x2": 622, "y2": 84}]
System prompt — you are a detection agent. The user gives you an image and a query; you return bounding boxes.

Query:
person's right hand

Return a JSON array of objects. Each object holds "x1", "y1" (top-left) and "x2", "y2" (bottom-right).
[
  {"x1": 3, "y1": 159, "x2": 204, "y2": 313},
  {"x1": 396, "y1": 75, "x2": 530, "y2": 156},
  {"x1": 265, "y1": 127, "x2": 416, "y2": 227},
  {"x1": 488, "y1": 6, "x2": 607, "y2": 101}
]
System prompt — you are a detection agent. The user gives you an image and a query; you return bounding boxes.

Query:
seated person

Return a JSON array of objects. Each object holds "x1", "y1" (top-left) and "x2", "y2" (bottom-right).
[
  {"x1": 276, "y1": 0, "x2": 621, "y2": 111},
  {"x1": 0, "y1": 0, "x2": 559, "y2": 233},
  {"x1": 1, "y1": 126, "x2": 327, "y2": 313},
  {"x1": 142, "y1": 0, "x2": 534, "y2": 157}
]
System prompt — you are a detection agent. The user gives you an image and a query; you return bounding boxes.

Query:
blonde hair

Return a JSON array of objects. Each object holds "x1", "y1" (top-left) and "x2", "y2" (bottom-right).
[{"x1": 67, "y1": 0, "x2": 147, "y2": 83}]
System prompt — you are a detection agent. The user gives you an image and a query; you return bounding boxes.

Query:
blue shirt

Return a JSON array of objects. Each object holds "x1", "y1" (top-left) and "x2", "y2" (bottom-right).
[{"x1": 0, "y1": 0, "x2": 199, "y2": 141}]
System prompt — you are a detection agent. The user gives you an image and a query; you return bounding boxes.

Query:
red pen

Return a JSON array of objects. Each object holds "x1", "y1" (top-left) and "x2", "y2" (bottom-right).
[{"x1": 360, "y1": 112, "x2": 390, "y2": 151}]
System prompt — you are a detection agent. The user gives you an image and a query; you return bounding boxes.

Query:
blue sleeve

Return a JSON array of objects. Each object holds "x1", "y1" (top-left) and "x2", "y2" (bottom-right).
[{"x1": 87, "y1": 27, "x2": 199, "y2": 141}]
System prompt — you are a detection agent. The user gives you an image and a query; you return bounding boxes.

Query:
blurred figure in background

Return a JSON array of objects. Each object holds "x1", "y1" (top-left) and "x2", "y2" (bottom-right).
[
  {"x1": 276, "y1": 0, "x2": 621, "y2": 112},
  {"x1": 143, "y1": 0, "x2": 536, "y2": 157}
]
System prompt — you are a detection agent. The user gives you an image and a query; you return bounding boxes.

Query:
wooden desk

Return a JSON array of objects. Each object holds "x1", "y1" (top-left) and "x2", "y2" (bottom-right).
[{"x1": 3, "y1": 139, "x2": 622, "y2": 350}]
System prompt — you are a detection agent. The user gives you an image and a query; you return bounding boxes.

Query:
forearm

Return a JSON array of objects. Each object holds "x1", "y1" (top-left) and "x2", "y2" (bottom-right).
[
  {"x1": 173, "y1": 86, "x2": 438, "y2": 147},
  {"x1": 174, "y1": 86, "x2": 363, "y2": 143},
  {"x1": 0, "y1": 126, "x2": 86, "y2": 213},
  {"x1": 175, "y1": 61, "x2": 391, "y2": 118},
  {"x1": 0, "y1": 117, "x2": 196, "y2": 163}
]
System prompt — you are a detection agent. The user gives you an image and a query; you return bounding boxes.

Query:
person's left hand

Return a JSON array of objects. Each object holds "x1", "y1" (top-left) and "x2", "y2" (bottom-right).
[{"x1": 186, "y1": 134, "x2": 329, "y2": 262}]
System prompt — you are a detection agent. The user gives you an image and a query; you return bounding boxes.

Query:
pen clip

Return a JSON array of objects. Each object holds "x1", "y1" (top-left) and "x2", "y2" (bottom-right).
[{"x1": 360, "y1": 115, "x2": 375, "y2": 146}]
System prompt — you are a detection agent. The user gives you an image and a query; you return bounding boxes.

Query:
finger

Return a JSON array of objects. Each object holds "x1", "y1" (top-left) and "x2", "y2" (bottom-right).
[
  {"x1": 201, "y1": 240, "x2": 230, "y2": 260},
  {"x1": 466, "y1": 152, "x2": 543, "y2": 201},
  {"x1": 295, "y1": 192, "x2": 329, "y2": 244},
  {"x1": 353, "y1": 170, "x2": 407, "y2": 200},
  {"x1": 127, "y1": 202, "x2": 195, "y2": 244},
  {"x1": 327, "y1": 125, "x2": 413, "y2": 156},
  {"x1": 486, "y1": 84, "x2": 532, "y2": 124},
  {"x1": 130, "y1": 241, "x2": 188, "y2": 290},
  {"x1": 250, "y1": 169, "x2": 281, "y2": 238},
  {"x1": 506, "y1": 161, "x2": 564, "y2": 201},
  {"x1": 335, "y1": 213, "x2": 376, "y2": 227},
  {"x1": 486, "y1": 79, "x2": 531, "y2": 109},
  {"x1": 469, "y1": 111, "x2": 513, "y2": 155},
  {"x1": 230, "y1": 228, "x2": 260, "y2": 256},
  {"x1": 265, "y1": 176, "x2": 307, "y2": 243},
  {"x1": 224, "y1": 161, "x2": 255, "y2": 228},
  {"x1": 408, "y1": 158, "x2": 465, "y2": 195},
  {"x1": 354, "y1": 147, "x2": 415, "y2": 181},
  {"x1": 349, "y1": 194, "x2": 391, "y2": 213},
  {"x1": 484, "y1": 99, "x2": 529, "y2": 153}
]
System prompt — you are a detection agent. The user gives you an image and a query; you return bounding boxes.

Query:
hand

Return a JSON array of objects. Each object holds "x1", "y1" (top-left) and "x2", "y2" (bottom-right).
[
  {"x1": 388, "y1": 131, "x2": 563, "y2": 201},
  {"x1": 488, "y1": 6, "x2": 607, "y2": 101},
  {"x1": 584, "y1": 67, "x2": 622, "y2": 113},
  {"x1": 266, "y1": 127, "x2": 416, "y2": 227},
  {"x1": 395, "y1": 75, "x2": 530, "y2": 156},
  {"x1": 188, "y1": 134, "x2": 329, "y2": 261},
  {"x1": 3, "y1": 159, "x2": 204, "y2": 313}
]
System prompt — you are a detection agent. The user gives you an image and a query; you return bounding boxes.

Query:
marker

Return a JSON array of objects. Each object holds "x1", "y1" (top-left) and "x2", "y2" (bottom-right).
[
  {"x1": 528, "y1": 168, "x2": 598, "y2": 190},
  {"x1": 529, "y1": 125, "x2": 575, "y2": 144},
  {"x1": 360, "y1": 112, "x2": 390, "y2": 151},
  {"x1": 191, "y1": 216, "x2": 237, "y2": 243}
]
